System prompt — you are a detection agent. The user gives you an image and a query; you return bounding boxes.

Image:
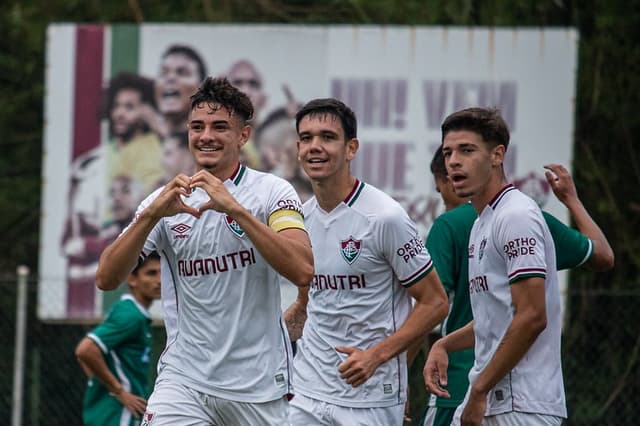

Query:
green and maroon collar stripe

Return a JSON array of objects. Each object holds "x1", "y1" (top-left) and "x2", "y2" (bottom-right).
[
  {"x1": 230, "y1": 163, "x2": 246, "y2": 185},
  {"x1": 344, "y1": 179, "x2": 365, "y2": 207},
  {"x1": 489, "y1": 184, "x2": 516, "y2": 210}
]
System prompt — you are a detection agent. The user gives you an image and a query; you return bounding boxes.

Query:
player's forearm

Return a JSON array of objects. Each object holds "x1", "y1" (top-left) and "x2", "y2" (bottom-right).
[
  {"x1": 283, "y1": 297, "x2": 308, "y2": 341},
  {"x1": 229, "y1": 207, "x2": 314, "y2": 287},
  {"x1": 76, "y1": 340, "x2": 124, "y2": 395},
  {"x1": 370, "y1": 293, "x2": 448, "y2": 364},
  {"x1": 96, "y1": 210, "x2": 159, "y2": 291},
  {"x1": 471, "y1": 309, "x2": 546, "y2": 395},
  {"x1": 437, "y1": 320, "x2": 475, "y2": 354},
  {"x1": 564, "y1": 198, "x2": 614, "y2": 271}
]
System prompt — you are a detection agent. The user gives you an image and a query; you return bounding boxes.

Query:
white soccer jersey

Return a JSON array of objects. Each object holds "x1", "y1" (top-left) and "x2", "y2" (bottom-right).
[
  {"x1": 467, "y1": 184, "x2": 566, "y2": 418},
  {"x1": 125, "y1": 164, "x2": 301, "y2": 403},
  {"x1": 292, "y1": 180, "x2": 434, "y2": 408}
]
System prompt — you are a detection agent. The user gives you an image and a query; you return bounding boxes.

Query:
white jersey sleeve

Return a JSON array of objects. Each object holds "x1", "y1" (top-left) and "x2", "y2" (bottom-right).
[
  {"x1": 118, "y1": 186, "x2": 167, "y2": 257},
  {"x1": 494, "y1": 205, "x2": 548, "y2": 284},
  {"x1": 378, "y1": 207, "x2": 434, "y2": 287}
]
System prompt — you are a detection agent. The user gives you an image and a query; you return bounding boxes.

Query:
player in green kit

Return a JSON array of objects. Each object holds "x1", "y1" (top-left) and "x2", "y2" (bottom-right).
[
  {"x1": 76, "y1": 252, "x2": 161, "y2": 426},
  {"x1": 420, "y1": 150, "x2": 614, "y2": 426}
]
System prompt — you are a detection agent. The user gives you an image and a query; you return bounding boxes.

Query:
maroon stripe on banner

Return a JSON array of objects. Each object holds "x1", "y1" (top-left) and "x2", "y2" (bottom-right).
[
  {"x1": 72, "y1": 25, "x2": 104, "y2": 160},
  {"x1": 67, "y1": 25, "x2": 104, "y2": 319}
]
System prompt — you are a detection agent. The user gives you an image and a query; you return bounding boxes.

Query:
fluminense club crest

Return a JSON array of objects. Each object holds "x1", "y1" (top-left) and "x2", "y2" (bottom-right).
[
  {"x1": 225, "y1": 215, "x2": 245, "y2": 237},
  {"x1": 340, "y1": 236, "x2": 362, "y2": 264}
]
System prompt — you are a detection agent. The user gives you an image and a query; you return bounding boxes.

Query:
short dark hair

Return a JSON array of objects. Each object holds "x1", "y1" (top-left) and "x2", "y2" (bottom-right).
[
  {"x1": 441, "y1": 107, "x2": 510, "y2": 150},
  {"x1": 430, "y1": 148, "x2": 447, "y2": 180},
  {"x1": 103, "y1": 72, "x2": 156, "y2": 119},
  {"x1": 295, "y1": 98, "x2": 357, "y2": 141},
  {"x1": 132, "y1": 251, "x2": 160, "y2": 275},
  {"x1": 162, "y1": 44, "x2": 208, "y2": 83},
  {"x1": 190, "y1": 77, "x2": 254, "y2": 123}
]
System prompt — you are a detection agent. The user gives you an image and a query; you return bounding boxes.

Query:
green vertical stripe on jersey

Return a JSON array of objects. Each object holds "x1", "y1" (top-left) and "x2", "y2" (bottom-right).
[
  {"x1": 347, "y1": 181, "x2": 365, "y2": 206},
  {"x1": 233, "y1": 164, "x2": 247, "y2": 185}
]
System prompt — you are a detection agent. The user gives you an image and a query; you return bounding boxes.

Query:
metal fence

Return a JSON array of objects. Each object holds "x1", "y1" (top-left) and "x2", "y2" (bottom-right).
[{"x1": 1, "y1": 275, "x2": 638, "y2": 425}]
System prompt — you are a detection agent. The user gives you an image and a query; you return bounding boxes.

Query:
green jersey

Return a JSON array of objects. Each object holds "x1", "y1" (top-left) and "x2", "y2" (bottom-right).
[
  {"x1": 425, "y1": 202, "x2": 592, "y2": 409},
  {"x1": 82, "y1": 295, "x2": 152, "y2": 426}
]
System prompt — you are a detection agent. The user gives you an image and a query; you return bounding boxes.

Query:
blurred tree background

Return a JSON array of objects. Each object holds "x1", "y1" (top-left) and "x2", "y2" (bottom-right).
[{"x1": 0, "y1": 0, "x2": 638, "y2": 424}]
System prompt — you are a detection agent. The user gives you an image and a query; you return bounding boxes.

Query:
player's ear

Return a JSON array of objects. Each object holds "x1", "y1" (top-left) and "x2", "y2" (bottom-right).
[
  {"x1": 491, "y1": 144, "x2": 505, "y2": 167},
  {"x1": 240, "y1": 124, "x2": 251, "y2": 147},
  {"x1": 346, "y1": 138, "x2": 359, "y2": 161}
]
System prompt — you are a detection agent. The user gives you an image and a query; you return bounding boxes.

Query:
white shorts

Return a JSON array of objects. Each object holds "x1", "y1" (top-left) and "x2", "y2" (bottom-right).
[
  {"x1": 142, "y1": 379, "x2": 289, "y2": 425},
  {"x1": 289, "y1": 392, "x2": 404, "y2": 426},
  {"x1": 452, "y1": 406, "x2": 562, "y2": 426}
]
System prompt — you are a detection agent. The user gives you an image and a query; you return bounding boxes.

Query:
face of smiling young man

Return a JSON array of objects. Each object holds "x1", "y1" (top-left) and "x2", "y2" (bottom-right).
[
  {"x1": 188, "y1": 102, "x2": 250, "y2": 179},
  {"x1": 441, "y1": 129, "x2": 506, "y2": 212},
  {"x1": 296, "y1": 113, "x2": 358, "y2": 185}
]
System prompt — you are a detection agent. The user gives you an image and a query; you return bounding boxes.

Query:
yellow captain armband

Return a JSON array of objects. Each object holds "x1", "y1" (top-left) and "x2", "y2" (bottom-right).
[{"x1": 268, "y1": 209, "x2": 306, "y2": 232}]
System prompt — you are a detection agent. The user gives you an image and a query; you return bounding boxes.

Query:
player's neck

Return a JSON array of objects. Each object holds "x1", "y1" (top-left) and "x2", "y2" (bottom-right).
[
  {"x1": 198, "y1": 162, "x2": 240, "y2": 182},
  {"x1": 471, "y1": 171, "x2": 508, "y2": 214},
  {"x1": 312, "y1": 174, "x2": 357, "y2": 213}
]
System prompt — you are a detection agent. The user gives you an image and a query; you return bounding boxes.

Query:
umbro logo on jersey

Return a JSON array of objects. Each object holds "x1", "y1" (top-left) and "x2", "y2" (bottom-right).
[
  {"x1": 171, "y1": 223, "x2": 191, "y2": 239},
  {"x1": 225, "y1": 215, "x2": 245, "y2": 237},
  {"x1": 340, "y1": 236, "x2": 362, "y2": 264}
]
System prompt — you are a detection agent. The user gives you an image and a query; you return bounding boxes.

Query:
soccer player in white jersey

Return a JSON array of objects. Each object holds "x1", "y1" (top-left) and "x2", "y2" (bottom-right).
[
  {"x1": 96, "y1": 76, "x2": 314, "y2": 425},
  {"x1": 286, "y1": 98, "x2": 448, "y2": 425},
  {"x1": 424, "y1": 107, "x2": 567, "y2": 426}
]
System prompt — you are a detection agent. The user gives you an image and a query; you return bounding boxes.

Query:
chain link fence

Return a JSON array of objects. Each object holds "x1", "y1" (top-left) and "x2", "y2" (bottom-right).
[{"x1": 1, "y1": 276, "x2": 638, "y2": 425}]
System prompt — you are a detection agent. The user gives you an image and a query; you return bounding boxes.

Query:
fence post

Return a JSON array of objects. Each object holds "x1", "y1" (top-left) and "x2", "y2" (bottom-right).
[{"x1": 12, "y1": 265, "x2": 29, "y2": 426}]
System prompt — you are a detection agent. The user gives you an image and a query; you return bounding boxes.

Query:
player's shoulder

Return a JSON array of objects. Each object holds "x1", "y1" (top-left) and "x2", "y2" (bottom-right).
[
  {"x1": 350, "y1": 181, "x2": 405, "y2": 219},
  {"x1": 434, "y1": 202, "x2": 477, "y2": 228},
  {"x1": 240, "y1": 166, "x2": 289, "y2": 188},
  {"x1": 494, "y1": 185, "x2": 540, "y2": 217},
  {"x1": 114, "y1": 295, "x2": 149, "y2": 321}
]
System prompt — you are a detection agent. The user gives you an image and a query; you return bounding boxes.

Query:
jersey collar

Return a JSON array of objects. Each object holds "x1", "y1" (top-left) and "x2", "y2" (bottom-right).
[
  {"x1": 488, "y1": 183, "x2": 516, "y2": 210},
  {"x1": 121, "y1": 294, "x2": 151, "y2": 319},
  {"x1": 228, "y1": 163, "x2": 247, "y2": 186},
  {"x1": 343, "y1": 179, "x2": 365, "y2": 207}
]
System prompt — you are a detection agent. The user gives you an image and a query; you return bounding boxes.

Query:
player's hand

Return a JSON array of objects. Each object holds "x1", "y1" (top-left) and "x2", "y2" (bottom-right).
[
  {"x1": 113, "y1": 389, "x2": 147, "y2": 418},
  {"x1": 189, "y1": 170, "x2": 241, "y2": 215},
  {"x1": 544, "y1": 164, "x2": 579, "y2": 205},
  {"x1": 460, "y1": 388, "x2": 486, "y2": 426},
  {"x1": 147, "y1": 174, "x2": 200, "y2": 219},
  {"x1": 335, "y1": 346, "x2": 383, "y2": 388},
  {"x1": 423, "y1": 341, "x2": 450, "y2": 398}
]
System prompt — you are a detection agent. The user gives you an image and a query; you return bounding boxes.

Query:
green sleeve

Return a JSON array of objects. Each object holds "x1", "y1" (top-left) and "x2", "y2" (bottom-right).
[
  {"x1": 88, "y1": 302, "x2": 140, "y2": 353},
  {"x1": 426, "y1": 218, "x2": 457, "y2": 293},
  {"x1": 543, "y1": 211, "x2": 593, "y2": 270}
]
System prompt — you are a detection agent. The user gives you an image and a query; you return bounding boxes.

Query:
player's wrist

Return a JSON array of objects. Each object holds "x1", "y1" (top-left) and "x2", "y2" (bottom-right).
[{"x1": 109, "y1": 385, "x2": 124, "y2": 397}]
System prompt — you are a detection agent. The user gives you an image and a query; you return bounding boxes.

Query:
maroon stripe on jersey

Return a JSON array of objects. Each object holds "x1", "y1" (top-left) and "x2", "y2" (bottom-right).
[
  {"x1": 399, "y1": 259, "x2": 433, "y2": 286},
  {"x1": 71, "y1": 25, "x2": 104, "y2": 160},
  {"x1": 489, "y1": 184, "x2": 516, "y2": 210},
  {"x1": 508, "y1": 267, "x2": 546, "y2": 279},
  {"x1": 343, "y1": 179, "x2": 361, "y2": 204},
  {"x1": 229, "y1": 162, "x2": 243, "y2": 184}
]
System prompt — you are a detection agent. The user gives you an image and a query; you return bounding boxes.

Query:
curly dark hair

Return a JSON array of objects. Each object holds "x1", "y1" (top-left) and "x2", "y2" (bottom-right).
[
  {"x1": 190, "y1": 77, "x2": 254, "y2": 123},
  {"x1": 102, "y1": 72, "x2": 156, "y2": 119},
  {"x1": 295, "y1": 98, "x2": 357, "y2": 141},
  {"x1": 441, "y1": 107, "x2": 510, "y2": 150}
]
